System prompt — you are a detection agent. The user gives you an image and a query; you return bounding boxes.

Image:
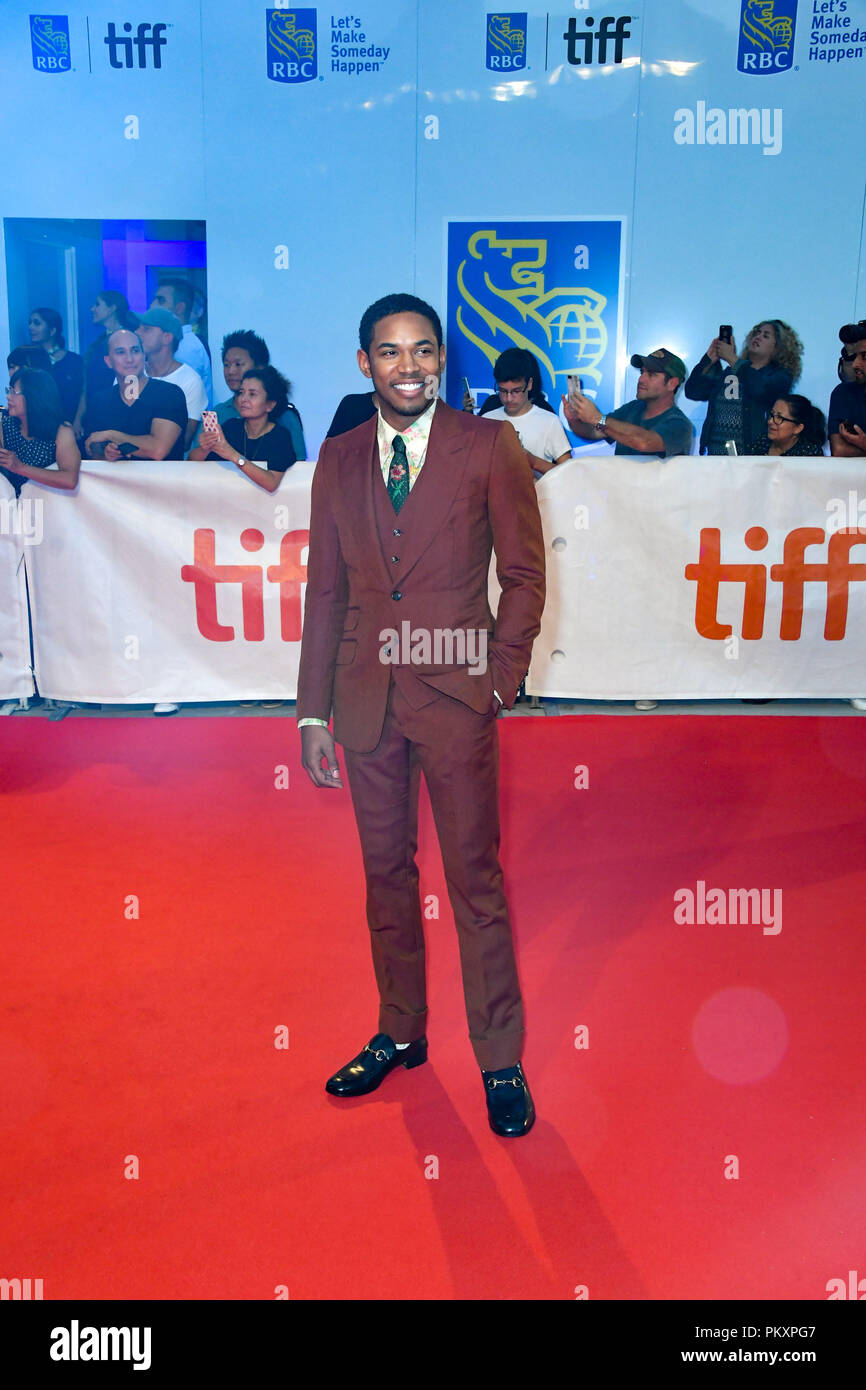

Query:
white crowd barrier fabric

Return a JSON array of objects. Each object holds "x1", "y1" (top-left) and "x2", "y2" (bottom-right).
[
  {"x1": 0, "y1": 475, "x2": 35, "y2": 701},
  {"x1": 528, "y1": 456, "x2": 866, "y2": 700},
  {"x1": 23, "y1": 461, "x2": 314, "y2": 704},
  {"x1": 15, "y1": 455, "x2": 866, "y2": 705}
]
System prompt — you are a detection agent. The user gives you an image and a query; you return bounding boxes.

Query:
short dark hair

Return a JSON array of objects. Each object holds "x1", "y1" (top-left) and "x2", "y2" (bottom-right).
[
  {"x1": 157, "y1": 276, "x2": 197, "y2": 319},
  {"x1": 8, "y1": 345, "x2": 53, "y2": 372},
  {"x1": 359, "y1": 294, "x2": 443, "y2": 354},
  {"x1": 492, "y1": 348, "x2": 549, "y2": 405},
  {"x1": 10, "y1": 367, "x2": 65, "y2": 438},
  {"x1": 222, "y1": 329, "x2": 269, "y2": 366},
  {"x1": 777, "y1": 393, "x2": 826, "y2": 447},
  {"x1": 32, "y1": 306, "x2": 65, "y2": 348},
  {"x1": 839, "y1": 319, "x2": 866, "y2": 346},
  {"x1": 241, "y1": 365, "x2": 289, "y2": 422}
]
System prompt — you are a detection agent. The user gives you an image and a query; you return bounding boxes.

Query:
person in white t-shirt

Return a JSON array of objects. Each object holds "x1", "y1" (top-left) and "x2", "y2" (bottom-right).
[
  {"x1": 482, "y1": 348, "x2": 572, "y2": 474},
  {"x1": 136, "y1": 308, "x2": 207, "y2": 450},
  {"x1": 150, "y1": 277, "x2": 214, "y2": 407}
]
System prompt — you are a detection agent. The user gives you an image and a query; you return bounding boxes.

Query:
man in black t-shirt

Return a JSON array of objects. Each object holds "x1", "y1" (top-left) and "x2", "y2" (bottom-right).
[{"x1": 83, "y1": 329, "x2": 187, "y2": 461}]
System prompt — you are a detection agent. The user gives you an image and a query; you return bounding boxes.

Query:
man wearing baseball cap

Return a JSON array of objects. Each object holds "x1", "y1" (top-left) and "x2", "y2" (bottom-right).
[
  {"x1": 136, "y1": 307, "x2": 207, "y2": 451},
  {"x1": 563, "y1": 347, "x2": 694, "y2": 458}
]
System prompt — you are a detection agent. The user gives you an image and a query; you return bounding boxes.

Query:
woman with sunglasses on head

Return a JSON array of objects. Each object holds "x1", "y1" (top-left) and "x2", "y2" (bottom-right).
[
  {"x1": 685, "y1": 319, "x2": 803, "y2": 455},
  {"x1": 0, "y1": 367, "x2": 81, "y2": 493},
  {"x1": 760, "y1": 395, "x2": 826, "y2": 457}
]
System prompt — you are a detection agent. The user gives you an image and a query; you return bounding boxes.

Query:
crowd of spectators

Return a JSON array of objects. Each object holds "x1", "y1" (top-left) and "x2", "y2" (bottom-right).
[
  {"x1": 1, "y1": 278, "x2": 303, "y2": 498},
  {"x1": 2, "y1": 294, "x2": 865, "y2": 716},
  {"x1": 4, "y1": 292, "x2": 865, "y2": 499}
]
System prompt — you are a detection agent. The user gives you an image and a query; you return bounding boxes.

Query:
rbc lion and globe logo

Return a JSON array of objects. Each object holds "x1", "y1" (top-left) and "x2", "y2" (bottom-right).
[
  {"x1": 266, "y1": 8, "x2": 317, "y2": 84},
  {"x1": 737, "y1": 0, "x2": 798, "y2": 74},
  {"x1": 486, "y1": 13, "x2": 527, "y2": 70},
  {"x1": 29, "y1": 15, "x2": 71, "y2": 72}
]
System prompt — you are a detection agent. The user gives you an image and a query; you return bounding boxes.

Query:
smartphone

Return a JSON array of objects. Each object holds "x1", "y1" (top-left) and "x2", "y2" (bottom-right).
[
  {"x1": 116, "y1": 441, "x2": 139, "y2": 458},
  {"x1": 724, "y1": 439, "x2": 738, "y2": 456},
  {"x1": 719, "y1": 325, "x2": 733, "y2": 344},
  {"x1": 201, "y1": 409, "x2": 218, "y2": 432},
  {"x1": 461, "y1": 376, "x2": 471, "y2": 397},
  {"x1": 567, "y1": 373, "x2": 582, "y2": 400}
]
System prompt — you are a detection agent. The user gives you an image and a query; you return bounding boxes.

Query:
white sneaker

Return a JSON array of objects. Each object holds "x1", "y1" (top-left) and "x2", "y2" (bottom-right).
[
  {"x1": 153, "y1": 703, "x2": 180, "y2": 716},
  {"x1": 634, "y1": 700, "x2": 658, "y2": 711},
  {"x1": 850, "y1": 698, "x2": 866, "y2": 711}
]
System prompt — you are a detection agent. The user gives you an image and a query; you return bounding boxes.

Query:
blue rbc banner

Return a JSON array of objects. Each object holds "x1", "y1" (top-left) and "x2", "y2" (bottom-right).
[
  {"x1": 266, "y1": 8, "x2": 318, "y2": 83},
  {"x1": 486, "y1": 13, "x2": 527, "y2": 70},
  {"x1": 446, "y1": 220, "x2": 625, "y2": 413},
  {"x1": 29, "y1": 14, "x2": 70, "y2": 72},
  {"x1": 737, "y1": 0, "x2": 798, "y2": 74}
]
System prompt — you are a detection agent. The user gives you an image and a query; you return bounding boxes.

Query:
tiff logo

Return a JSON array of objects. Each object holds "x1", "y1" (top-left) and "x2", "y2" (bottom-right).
[
  {"x1": 685, "y1": 526, "x2": 866, "y2": 640},
  {"x1": 1, "y1": 1277, "x2": 43, "y2": 1299},
  {"x1": 563, "y1": 14, "x2": 632, "y2": 64},
  {"x1": 180, "y1": 528, "x2": 308, "y2": 641},
  {"x1": 674, "y1": 102, "x2": 783, "y2": 156},
  {"x1": 104, "y1": 21, "x2": 168, "y2": 68}
]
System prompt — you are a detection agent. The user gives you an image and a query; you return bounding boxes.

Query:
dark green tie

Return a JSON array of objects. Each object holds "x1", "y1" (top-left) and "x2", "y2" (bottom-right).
[{"x1": 387, "y1": 434, "x2": 409, "y2": 513}]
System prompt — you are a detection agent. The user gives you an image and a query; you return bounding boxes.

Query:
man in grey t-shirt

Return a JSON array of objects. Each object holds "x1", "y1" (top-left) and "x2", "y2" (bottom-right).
[{"x1": 563, "y1": 347, "x2": 694, "y2": 458}]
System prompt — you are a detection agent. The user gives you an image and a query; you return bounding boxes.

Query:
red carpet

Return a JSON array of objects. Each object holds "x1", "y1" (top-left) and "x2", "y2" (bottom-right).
[{"x1": 2, "y1": 715, "x2": 865, "y2": 1300}]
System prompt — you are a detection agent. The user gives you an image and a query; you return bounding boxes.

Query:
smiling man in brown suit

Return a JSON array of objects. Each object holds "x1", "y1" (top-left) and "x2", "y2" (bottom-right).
[{"x1": 298, "y1": 293, "x2": 545, "y2": 1136}]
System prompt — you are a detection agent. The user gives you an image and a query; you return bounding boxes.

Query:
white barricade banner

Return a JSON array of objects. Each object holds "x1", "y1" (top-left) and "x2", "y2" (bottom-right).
[
  {"x1": 24, "y1": 461, "x2": 314, "y2": 703},
  {"x1": 0, "y1": 475, "x2": 36, "y2": 701},
  {"x1": 19, "y1": 455, "x2": 866, "y2": 705},
  {"x1": 528, "y1": 456, "x2": 866, "y2": 699}
]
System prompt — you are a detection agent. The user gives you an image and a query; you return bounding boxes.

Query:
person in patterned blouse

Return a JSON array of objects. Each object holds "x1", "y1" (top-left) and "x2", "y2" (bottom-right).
[
  {"x1": 0, "y1": 367, "x2": 80, "y2": 493},
  {"x1": 759, "y1": 395, "x2": 826, "y2": 457}
]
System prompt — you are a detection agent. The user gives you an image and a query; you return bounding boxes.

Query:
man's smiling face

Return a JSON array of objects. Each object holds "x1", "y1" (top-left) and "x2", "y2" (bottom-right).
[{"x1": 357, "y1": 312, "x2": 446, "y2": 430}]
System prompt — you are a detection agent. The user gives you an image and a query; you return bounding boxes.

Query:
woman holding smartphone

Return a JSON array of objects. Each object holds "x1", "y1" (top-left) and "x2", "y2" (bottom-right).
[
  {"x1": 685, "y1": 319, "x2": 802, "y2": 455},
  {"x1": 189, "y1": 365, "x2": 295, "y2": 492},
  {"x1": 0, "y1": 367, "x2": 81, "y2": 493}
]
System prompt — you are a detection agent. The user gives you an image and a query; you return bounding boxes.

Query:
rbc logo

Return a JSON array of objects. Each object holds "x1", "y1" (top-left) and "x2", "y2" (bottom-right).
[
  {"x1": 267, "y1": 8, "x2": 317, "y2": 84},
  {"x1": 29, "y1": 14, "x2": 71, "y2": 73},
  {"x1": 486, "y1": 13, "x2": 527, "y2": 71},
  {"x1": 737, "y1": 0, "x2": 797, "y2": 74}
]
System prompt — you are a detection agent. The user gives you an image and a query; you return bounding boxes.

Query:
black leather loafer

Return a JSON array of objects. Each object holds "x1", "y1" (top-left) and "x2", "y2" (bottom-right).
[
  {"x1": 325, "y1": 1033, "x2": 428, "y2": 1097},
  {"x1": 482, "y1": 1061, "x2": 535, "y2": 1136}
]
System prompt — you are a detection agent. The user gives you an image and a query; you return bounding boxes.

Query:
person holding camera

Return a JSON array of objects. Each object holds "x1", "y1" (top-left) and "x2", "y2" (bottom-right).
[{"x1": 685, "y1": 320, "x2": 802, "y2": 455}]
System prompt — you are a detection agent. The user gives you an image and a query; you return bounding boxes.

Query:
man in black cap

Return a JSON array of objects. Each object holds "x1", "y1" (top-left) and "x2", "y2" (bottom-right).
[{"x1": 563, "y1": 347, "x2": 694, "y2": 458}]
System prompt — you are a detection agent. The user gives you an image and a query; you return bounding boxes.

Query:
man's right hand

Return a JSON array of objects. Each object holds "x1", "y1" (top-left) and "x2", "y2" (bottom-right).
[{"x1": 300, "y1": 724, "x2": 344, "y2": 789}]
